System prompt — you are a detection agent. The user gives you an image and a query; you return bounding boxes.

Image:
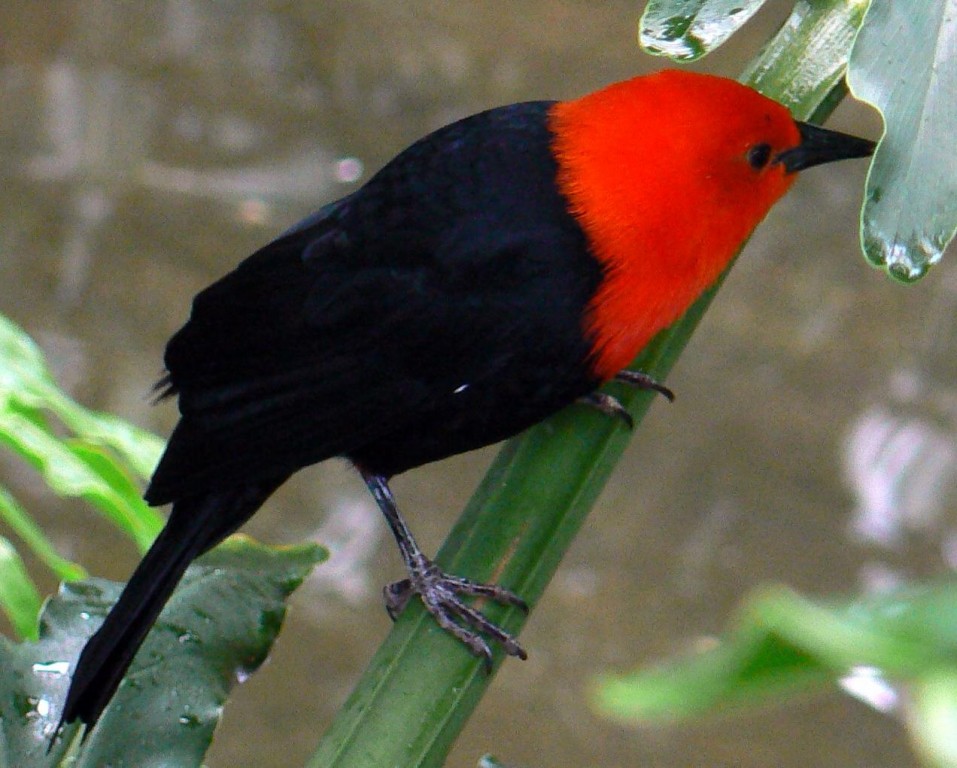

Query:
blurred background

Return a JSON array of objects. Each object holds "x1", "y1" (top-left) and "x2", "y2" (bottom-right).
[{"x1": 2, "y1": 1, "x2": 954, "y2": 766}]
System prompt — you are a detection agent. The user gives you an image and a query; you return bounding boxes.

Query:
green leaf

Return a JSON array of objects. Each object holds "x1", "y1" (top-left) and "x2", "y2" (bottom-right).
[
  {"x1": 67, "y1": 441, "x2": 164, "y2": 548},
  {"x1": 0, "y1": 486, "x2": 86, "y2": 583},
  {"x1": 910, "y1": 670, "x2": 957, "y2": 768},
  {"x1": 0, "y1": 315, "x2": 56, "y2": 399},
  {"x1": 593, "y1": 587, "x2": 831, "y2": 721},
  {"x1": 0, "y1": 403, "x2": 162, "y2": 551},
  {"x1": 0, "y1": 314, "x2": 165, "y2": 563},
  {"x1": 847, "y1": 1, "x2": 957, "y2": 282},
  {"x1": 639, "y1": 0, "x2": 769, "y2": 61},
  {"x1": 43, "y1": 397, "x2": 164, "y2": 482},
  {"x1": 0, "y1": 314, "x2": 164, "y2": 478},
  {"x1": 0, "y1": 536, "x2": 42, "y2": 641},
  {"x1": 741, "y1": 0, "x2": 869, "y2": 122},
  {"x1": 2, "y1": 535, "x2": 325, "y2": 767},
  {"x1": 592, "y1": 582, "x2": 957, "y2": 723}
]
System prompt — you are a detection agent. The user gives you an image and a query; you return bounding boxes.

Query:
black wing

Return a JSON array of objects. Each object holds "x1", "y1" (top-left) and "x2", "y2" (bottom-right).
[{"x1": 146, "y1": 102, "x2": 602, "y2": 503}]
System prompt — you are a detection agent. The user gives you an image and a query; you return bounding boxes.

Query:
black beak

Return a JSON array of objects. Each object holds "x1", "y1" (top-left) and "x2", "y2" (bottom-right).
[{"x1": 774, "y1": 121, "x2": 876, "y2": 174}]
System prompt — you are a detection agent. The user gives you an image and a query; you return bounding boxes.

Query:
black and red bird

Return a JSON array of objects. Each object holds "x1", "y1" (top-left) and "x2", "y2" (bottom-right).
[{"x1": 58, "y1": 70, "x2": 874, "y2": 735}]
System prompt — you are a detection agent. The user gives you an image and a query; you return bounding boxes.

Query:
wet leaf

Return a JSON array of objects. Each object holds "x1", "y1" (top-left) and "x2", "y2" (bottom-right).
[
  {"x1": 847, "y1": 1, "x2": 957, "y2": 282},
  {"x1": 639, "y1": 0, "x2": 769, "y2": 61},
  {"x1": 1, "y1": 535, "x2": 325, "y2": 767},
  {"x1": 741, "y1": 0, "x2": 868, "y2": 121}
]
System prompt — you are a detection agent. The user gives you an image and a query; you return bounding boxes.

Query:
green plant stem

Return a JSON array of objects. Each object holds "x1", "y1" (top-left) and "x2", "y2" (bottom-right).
[{"x1": 307, "y1": 2, "x2": 870, "y2": 766}]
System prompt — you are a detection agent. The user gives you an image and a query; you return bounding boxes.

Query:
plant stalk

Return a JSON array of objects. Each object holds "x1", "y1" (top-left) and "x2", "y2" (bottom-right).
[{"x1": 307, "y1": 2, "x2": 870, "y2": 765}]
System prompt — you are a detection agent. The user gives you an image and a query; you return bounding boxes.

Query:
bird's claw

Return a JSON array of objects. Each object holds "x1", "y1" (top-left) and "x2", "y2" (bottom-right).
[
  {"x1": 383, "y1": 558, "x2": 528, "y2": 670},
  {"x1": 579, "y1": 369, "x2": 675, "y2": 427},
  {"x1": 614, "y1": 370, "x2": 675, "y2": 402},
  {"x1": 578, "y1": 391, "x2": 634, "y2": 429}
]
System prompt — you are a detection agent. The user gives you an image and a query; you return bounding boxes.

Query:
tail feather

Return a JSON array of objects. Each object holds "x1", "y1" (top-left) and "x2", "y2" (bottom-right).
[{"x1": 58, "y1": 478, "x2": 285, "y2": 737}]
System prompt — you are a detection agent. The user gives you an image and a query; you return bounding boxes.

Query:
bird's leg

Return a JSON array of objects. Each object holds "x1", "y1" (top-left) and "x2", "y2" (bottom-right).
[
  {"x1": 360, "y1": 470, "x2": 528, "y2": 670},
  {"x1": 577, "y1": 370, "x2": 674, "y2": 428}
]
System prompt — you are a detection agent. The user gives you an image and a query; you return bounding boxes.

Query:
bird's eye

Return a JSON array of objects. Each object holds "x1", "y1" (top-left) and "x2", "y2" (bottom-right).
[{"x1": 747, "y1": 143, "x2": 772, "y2": 170}]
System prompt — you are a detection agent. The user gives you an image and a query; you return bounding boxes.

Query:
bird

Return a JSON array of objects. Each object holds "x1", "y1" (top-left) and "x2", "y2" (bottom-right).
[{"x1": 57, "y1": 68, "x2": 875, "y2": 738}]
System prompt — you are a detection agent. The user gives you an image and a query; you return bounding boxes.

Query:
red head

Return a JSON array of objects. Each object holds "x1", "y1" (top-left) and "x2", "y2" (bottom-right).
[{"x1": 550, "y1": 70, "x2": 872, "y2": 379}]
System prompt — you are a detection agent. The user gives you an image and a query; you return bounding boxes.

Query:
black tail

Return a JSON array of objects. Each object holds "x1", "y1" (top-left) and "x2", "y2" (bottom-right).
[{"x1": 58, "y1": 478, "x2": 285, "y2": 738}]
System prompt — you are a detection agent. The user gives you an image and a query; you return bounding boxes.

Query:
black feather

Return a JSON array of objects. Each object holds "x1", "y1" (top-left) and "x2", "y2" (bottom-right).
[
  {"x1": 58, "y1": 477, "x2": 287, "y2": 733},
  {"x1": 61, "y1": 100, "x2": 604, "y2": 735}
]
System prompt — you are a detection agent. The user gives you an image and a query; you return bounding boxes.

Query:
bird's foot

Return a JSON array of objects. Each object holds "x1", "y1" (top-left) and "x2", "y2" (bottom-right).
[
  {"x1": 578, "y1": 391, "x2": 634, "y2": 428},
  {"x1": 384, "y1": 555, "x2": 528, "y2": 671},
  {"x1": 361, "y1": 471, "x2": 527, "y2": 669},
  {"x1": 614, "y1": 369, "x2": 675, "y2": 402},
  {"x1": 579, "y1": 370, "x2": 674, "y2": 427}
]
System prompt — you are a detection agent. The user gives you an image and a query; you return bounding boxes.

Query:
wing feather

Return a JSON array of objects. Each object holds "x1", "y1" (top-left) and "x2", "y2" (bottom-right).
[{"x1": 147, "y1": 102, "x2": 604, "y2": 500}]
